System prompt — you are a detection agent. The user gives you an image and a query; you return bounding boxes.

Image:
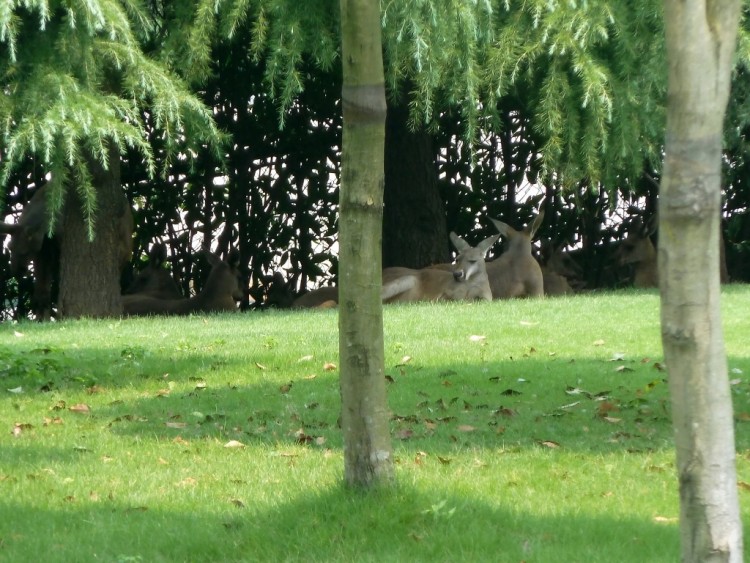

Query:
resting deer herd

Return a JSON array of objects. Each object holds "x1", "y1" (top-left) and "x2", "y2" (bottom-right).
[{"x1": 0, "y1": 185, "x2": 732, "y2": 318}]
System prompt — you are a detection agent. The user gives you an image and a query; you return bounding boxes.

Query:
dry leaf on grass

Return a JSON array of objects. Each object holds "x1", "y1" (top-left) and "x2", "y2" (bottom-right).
[{"x1": 224, "y1": 440, "x2": 245, "y2": 448}]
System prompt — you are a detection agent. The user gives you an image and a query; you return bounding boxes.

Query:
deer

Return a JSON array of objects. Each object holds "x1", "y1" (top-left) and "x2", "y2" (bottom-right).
[
  {"x1": 538, "y1": 242, "x2": 581, "y2": 296},
  {"x1": 292, "y1": 286, "x2": 339, "y2": 308},
  {"x1": 485, "y1": 209, "x2": 545, "y2": 299},
  {"x1": 616, "y1": 218, "x2": 730, "y2": 288},
  {"x1": 124, "y1": 242, "x2": 182, "y2": 300},
  {"x1": 262, "y1": 272, "x2": 338, "y2": 309},
  {"x1": 615, "y1": 219, "x2": 658, "y2": 288},
  {"x1": 381, "y1": 232, "x2": 499, "y2": 303},
  {"x1": 122, "y1": 251, "x2": 243, "y2": 316},
  {"x1": 0, "y1": 183, "x2": 133, "y2": 320}
]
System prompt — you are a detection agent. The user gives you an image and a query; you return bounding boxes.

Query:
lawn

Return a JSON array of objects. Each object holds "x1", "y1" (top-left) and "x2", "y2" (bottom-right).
[{"x1": 1, "y1": 288, "x2": 749, "y2": 562}]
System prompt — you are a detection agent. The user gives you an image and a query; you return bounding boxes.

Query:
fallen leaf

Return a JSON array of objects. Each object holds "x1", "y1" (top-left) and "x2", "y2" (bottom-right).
[
  {"x1": 255, "y1": 362, "x2": 267, "y2": 370},
  {"x1": 298, "y1": 355, "x2": 314, "y2": 362},
  {"x1": 86, "y1": 385, "x2": 104, "y2": 394},
  {"x1": 395, "y1": 429, "x2": 414, "y2": 440},
  {"x1": 609, "y1": 352, "x2": 626, "y2": 361},
  {"x1": 469, "y1": 335, "x2": 486, "y2": 342},
  {"x1": 593, "y1": 339, "x2": 605, "y2": 346},
  {"x1": 457, "y1": 425, "x2": 475, "y2": 432},
  {"x1": 396, "y1": 355, "x2": 412, "y2": 366},
  {"x1": 601, "y1": 416, "x2": 622, "y2": 424},
  {"x1": 165, "y1": 422, "x2": 187, "y2": 429},
  {"x1": 12, "y1": 422, "x2": 32, "y2": 437},
  {"x1": 653, "y1": 516, "x2": 678, "y2": 524},
  {"x1": 519, "y1": 320, "x2": 537, "y2": 326},
  {"x1": 303, "y1": 374, "x2": 317, "y2": 380},
  {"x1": 224, "y1": 440, "x2": 245, "y2": 448},
  {"x1": 615, "y1": 365, "x2": 633, "y2": 373},
  {"x1": 69, "y1": 403, "x2": 91, "y2": 414},
  {"x1": 437, "y1": 456, "x2": 452, "y2": 465},
  {"x1": 501, "y1": 388, "x2": 521, "y2": 396},
  {"x1": 323, "y1": 362, "x2": 337, "y2": 371},
  {"x1": 738, "y1": 481, "x2": 750, "y2": 492},
  {"x1": 597, "y1": 401, "x2": 619, "y2": 416},
  {"x1": 7, "y1": 387, "x2": 23, "y2": 394},
  {"x1": 14, "y1": 331, "x2": 24, "y2": 338},
  {"x1": 279, "y1": 383, "x2": 293, "y2": 394},
  {"x1": 230, "y1": 498, "x2": 246, "y2": 508},
  {"x1": 537, "y1": 440, "x2": 560, "y2": 448}
]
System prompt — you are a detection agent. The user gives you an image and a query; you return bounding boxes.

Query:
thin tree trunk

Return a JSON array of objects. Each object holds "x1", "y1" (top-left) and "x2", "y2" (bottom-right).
[
  {"x1": 338, "y1": 0, "x2": 394, "y2": 487},
  {"x1": 382, "y1": 99, "x2": 448, "y2": 268},
  {"x1": 59, "y1": 147, "x2": 131, "y2": 318},
  {"x1": 661, "y1": 1, "x2": 743, "y2": 561}
]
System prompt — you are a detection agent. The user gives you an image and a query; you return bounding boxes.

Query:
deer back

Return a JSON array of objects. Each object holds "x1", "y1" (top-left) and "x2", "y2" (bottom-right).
[
  {"x1": 292, "y1": 286, "x2": 339, "y2": 308},
  {"x1": 125, "y1": 242, "x2": 182, "y2": 300},
  {"x1": 123, "y1": 251, "x2": 243, "y2": 316},
  {"x1": 485, "y1": 210, "x2": 545, "y2": 299}
]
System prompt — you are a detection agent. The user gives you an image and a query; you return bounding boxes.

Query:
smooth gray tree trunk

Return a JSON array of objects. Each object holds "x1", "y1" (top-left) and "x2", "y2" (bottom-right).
[
  {"x1": 338, "y1": 0, "x2": 394, "y2": 487},
  {"x1": 661, "y1": 1, "x2": 743, "y2": 560}
]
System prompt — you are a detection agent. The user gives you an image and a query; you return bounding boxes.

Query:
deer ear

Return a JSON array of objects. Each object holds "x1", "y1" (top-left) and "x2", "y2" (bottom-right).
[
  {"x1": 227, "y1": 249, "x2": 241, "y2": 268},
  {"x1": 148, "y1": 242, "x2": 168, "y2": 265},
  {"x1": 489, "y1": 218, "x2": 513, "y2": 237},
  {"x1": 205, "y1": 252, "x2": 221, "y2": 267},
  {"x1": 449, "y1": 232, "x2": 469, "y2": 252},
  {"x1": 478, "y1": 234, "x2": 500, "y2": 255},
  {"x1": 528, "y1": 209, "x2": 545, "y2": 237}
]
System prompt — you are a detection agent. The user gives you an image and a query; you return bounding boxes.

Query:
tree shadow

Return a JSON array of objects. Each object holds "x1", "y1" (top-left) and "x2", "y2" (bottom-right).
[{"x1": 0, "y1": 480, "x2": 685, "y2": 562}]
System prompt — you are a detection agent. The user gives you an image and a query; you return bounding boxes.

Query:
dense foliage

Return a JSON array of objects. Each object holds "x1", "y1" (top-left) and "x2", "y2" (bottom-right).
[{"x1": 2, "y1": 1, "x2": 750, "y2": 319}]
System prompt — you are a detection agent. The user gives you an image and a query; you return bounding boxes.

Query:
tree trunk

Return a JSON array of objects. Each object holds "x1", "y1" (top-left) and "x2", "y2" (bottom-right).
[
  {"x1": 59, "y1": 147, "x2": 130, "y2": 319},
  {"x1": 382, "y1": 99, "x2": 448, "y2": 268},
  {"x1": 661, "y1": 1, "x2": 743, "y2": 561},
  {"x1": 338, "y1": 0, "x2": 394, "y2": 488}
]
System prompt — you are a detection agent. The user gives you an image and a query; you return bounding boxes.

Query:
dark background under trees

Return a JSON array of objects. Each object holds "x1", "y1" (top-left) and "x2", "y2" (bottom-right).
[{"x1": 2, "y1": 43, "x2": 750, "y2": 320}]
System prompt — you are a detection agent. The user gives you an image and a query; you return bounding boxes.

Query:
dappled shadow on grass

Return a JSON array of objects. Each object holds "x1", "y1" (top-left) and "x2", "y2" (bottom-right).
[
  {"x1": 80, "y1": 348, "x2": 748, "y2": 454},
  {"x1": 0, "y1": 481, "x2": 685, "y2": 562},
  {"x1": 4, "y1": 334, "x2": 750, "y2": 456}
]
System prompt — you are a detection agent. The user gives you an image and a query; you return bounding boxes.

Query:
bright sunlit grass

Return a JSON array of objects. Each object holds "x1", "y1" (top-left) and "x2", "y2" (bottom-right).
[{"x1": 1, "y1": 287, "x2": 749, "y2": 562}]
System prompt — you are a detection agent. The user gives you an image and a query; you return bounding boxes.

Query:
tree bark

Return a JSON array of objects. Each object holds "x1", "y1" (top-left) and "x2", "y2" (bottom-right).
[
  {"x1": 59, "y1": 147, "x2": 131, "y2": 319},
  {"x1": 661, "y1": 1, "x2": 743, "y2": 561},
  {"x1": 338, "y1": 0, "x2": 394, "y2": 487},
  {"x1": 382, "y1": 99, "x2": 448, "y2": 268}
]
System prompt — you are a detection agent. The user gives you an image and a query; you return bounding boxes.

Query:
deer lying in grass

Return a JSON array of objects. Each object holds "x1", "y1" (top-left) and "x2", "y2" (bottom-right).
[
  {"x1": 538, "y1": 242, "x2": 581, "y2": 296},
  {"x1": 616, "y1": 221, "x2": 658, "y2": 288},
  {"x1": 124, "y1": 242, "x2": 182, "y2": 300},
  {"x1": 122, "y1": 251, "x2": 243, "y2": 316},
  {"x1": 292, "y1": 286, "x2": 339, "y2": 308},
  {"x1": 382, "y1": 232, "x2": 499, "y2": 303},
  {"x1": 263, "y1": 272, "x2": 338, "y2": 309},
  {"x1": 485, "y1": 210, "x2": 545, "y2": 299},
  {"x1": 0, "y1": 183, "x2": 133, "y2": 320},
  {"x1": 616, "y1": 220, "x2": 730, "y2": 288}
]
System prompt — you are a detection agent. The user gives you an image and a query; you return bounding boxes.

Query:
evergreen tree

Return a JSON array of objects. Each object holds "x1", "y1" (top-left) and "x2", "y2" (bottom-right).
[{"x1": 0, "y1": 0, "x2": 223, "y2": 317}]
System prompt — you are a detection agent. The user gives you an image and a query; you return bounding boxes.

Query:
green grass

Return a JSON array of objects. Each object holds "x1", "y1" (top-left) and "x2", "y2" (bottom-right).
[{"x1": 1, "y1": 287, "x2": 749, "y2": 562}]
